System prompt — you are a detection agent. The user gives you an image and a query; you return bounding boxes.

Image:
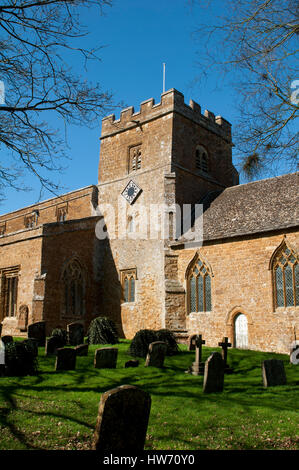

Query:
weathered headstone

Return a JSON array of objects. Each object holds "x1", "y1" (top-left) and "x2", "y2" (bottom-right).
[
  {"x1": 262, "y1": 359, "x2": 287, "y2": 387},
  {"x1": 145, "y1": 341, "x2": 167, "y2": 368},
  {"x1": 67, "y1": 322, "x2": 84, "y2": 346},
  {"x1": 45, "y1": 336, "x2": 61, "y2": 356},
  {"x1": 93, "y1": 385, "x2": 151, "y2": 452},
  {"x1": 1, "y1": 335, "x2": 13, "y2": 345},
  {"x1": 203, "y1": 352, "x2": 225, "y2": 393},
  {"x1": 75, "y1": 343, "x2": 89, "y2": 356},
  {"x1": 22, "y1": 338, "x2": 39, "y2": 357},
  {"x1": 125, "y1": 359, "x2": 139, "y2": 368},
  {"x1": 17, "y1": 304, "x2": 29, "y2": 331},
  {"x1": 55, "y1": 347, "x2": 77, "y2": 371},
  {"x1": 188, "y1": 334, "x2": 198, "y2": 351},
  {"x1": 218, "y1": 336, "x2": 233, "y2": 373},
  {"x1": 27, "y1": 321, "x2": 46, "y2": 346},
  {"x1": 94, "y1": 347, "x2": 118, "y2": 369},
  {"x1": 188, "y1": 334, "x2": 205, "y2": 375}
]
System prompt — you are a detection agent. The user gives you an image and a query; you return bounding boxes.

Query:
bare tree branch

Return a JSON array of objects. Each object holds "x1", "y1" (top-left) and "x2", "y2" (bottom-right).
[
  {"x1": 192, "y1": 0, "x2": 299, "y2": 178},
  {"x1": 0, "y1": 0, "x2": 115, "y2": 200}
]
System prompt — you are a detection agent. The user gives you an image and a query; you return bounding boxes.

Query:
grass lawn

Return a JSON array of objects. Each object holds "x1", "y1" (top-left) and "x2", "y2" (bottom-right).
[{"x1": 0, "y1": 339, "x2": 298, "y2": 450}]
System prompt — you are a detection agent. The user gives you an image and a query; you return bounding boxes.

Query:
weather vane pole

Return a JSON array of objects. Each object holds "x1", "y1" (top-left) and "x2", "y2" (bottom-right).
[{"x1": 163, "y1": 63, "x2": 166, "y2": 93}]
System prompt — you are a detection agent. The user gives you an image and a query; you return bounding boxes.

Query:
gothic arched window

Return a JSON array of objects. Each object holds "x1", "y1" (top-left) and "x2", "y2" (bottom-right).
[
  {"x1": 272, "y1": 243, "x2": 298, "y2": 308},
  {"x1": 121, "y1": 269, "x2": 137, "y2": 303},
  {"x1": 62, "y1": 259, "x2": 85, "y2": 316},
  {"x1": 187, "y1": 256, "x2": 212, "y2": 313},
  {"x1": 195, "y1": 145, "x2": 209, "y2": 173}
]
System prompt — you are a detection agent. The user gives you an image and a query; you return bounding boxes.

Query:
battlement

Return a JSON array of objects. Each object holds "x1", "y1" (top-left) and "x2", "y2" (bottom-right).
[{"x1": 101, "y1": 88, "x2": 231, "y2": 141}]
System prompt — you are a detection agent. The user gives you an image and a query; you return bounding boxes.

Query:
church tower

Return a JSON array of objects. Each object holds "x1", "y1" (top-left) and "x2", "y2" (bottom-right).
[{"x1": 97, "y1": 89, "x2": 239, "y2": 337}]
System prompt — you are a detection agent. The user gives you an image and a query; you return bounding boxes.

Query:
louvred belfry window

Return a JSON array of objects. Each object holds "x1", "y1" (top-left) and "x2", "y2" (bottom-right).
[
  {"x1": 188, "y1": 257, "x2": 212, "y2": 313},
  {"x1": 273, "y1": 244, "x2": 298, "y2": 308}
]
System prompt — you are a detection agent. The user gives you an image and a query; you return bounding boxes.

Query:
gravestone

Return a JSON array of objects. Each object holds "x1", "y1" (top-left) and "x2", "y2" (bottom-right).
[
  {"x1": 94, "y1": 347, "x2": 118, "y2": 369},
  {"x1": 27, "y1": 321, "x2": 46, "y2": 346},
  {"x1": 1, "y1": 335, "x2": 13, "y2": 345},
  {"x1": 45, "y1": 336, "x2": 61, "y2": 356},
  {"x1": 188, "y1": 334, "x2": 198, "y2": 351},
  {"x1": 125, "y1": 359, "x2": 139, "y2": 368},
  {"x1": 188, "y1": 334, "x2": 205, "y2": 375},
  {"x1": 93, "y1": 384, "x2": 151, "y2": 452},
  {"x1": 145, "y1": 341, "x2": 167, "y2": 368},
  {"x1": 218, "y1": 336, "x2": 233, "y2": 373},
  {"x1": 17, "y1": 305, "x2": 29, "y2": 331},
  {"x1": 262, "y1": 359, "x2": 287, "y2": 387},
  {"x1": 75, "y1": 344, "x2": 89, "y2": 356},
  {"x1": 67, "y1": 322, "x2": 84, "y2": 346},
  {"x1": 22, "y1": 338, "x2": 39, "y2": 357},
  {"x1": 203, "y1": 352, "x2": 225, "y2": 393},
  {"x1": 55, "y1": 347, "x2": 77, "y2": 371}
]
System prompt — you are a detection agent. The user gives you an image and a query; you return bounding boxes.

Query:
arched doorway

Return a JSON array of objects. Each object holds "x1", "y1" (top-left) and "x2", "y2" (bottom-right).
[{"x1": 234, "y1": 313, "x2": 248, "y2": 349}]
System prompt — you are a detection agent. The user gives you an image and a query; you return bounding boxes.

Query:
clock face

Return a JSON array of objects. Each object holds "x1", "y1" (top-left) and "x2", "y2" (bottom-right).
[{"x1": 121, "y1": 180, "x2": 142, "y2": 205}]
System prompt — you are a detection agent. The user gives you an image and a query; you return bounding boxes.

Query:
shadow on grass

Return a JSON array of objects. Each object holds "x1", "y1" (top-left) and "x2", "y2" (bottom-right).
[{"x1": 0, "y1": 344, "x2": 298, "y2": 450}]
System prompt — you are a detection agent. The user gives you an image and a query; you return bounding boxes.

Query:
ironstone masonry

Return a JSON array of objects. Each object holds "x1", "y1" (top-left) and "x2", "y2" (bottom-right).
[{"x1": 0, "y1": 88, "x2": 297, "y2": 354}]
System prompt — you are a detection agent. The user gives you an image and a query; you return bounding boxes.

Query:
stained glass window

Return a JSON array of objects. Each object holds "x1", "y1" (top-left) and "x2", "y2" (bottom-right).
[
  {"x1": 273, "y1": 243, "x2": 298, "y2": 308},
  {"x1": 188, "y1": 256, "x2": 212, "y2": 312}
]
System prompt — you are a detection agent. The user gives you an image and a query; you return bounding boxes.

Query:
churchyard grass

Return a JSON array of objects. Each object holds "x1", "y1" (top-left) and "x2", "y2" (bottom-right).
[{"x1": 0, "y1": 339, "x2": 298, "y2": 450}]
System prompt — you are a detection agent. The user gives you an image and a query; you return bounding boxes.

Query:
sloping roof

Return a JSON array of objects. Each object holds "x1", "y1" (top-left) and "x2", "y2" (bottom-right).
[{"x1": 182, "y1": 172, "x2": 299, "y2": 243}]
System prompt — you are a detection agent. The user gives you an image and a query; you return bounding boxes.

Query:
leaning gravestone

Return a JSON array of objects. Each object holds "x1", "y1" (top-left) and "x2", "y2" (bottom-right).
[
  {"x1": 67, "y1": 322, "x2": 84, "y2": 346},
  {"x1": 27, "y1": 321, "x2": 46, "y2": 346},
  {"x1": 145, "y1": 341, "x2": 167, "y2": 368},
  {"x1": 203, "y1": 352, "x2": 225, "y2": 393},
  {"x1": 75, "y1": 344, "x2": 89, "y2": 356},
  {"x1": 55, "y1": 347, "x2": 77, "y2": 371},
  {"x1": 93, "y1": 385, "x2": 151, "y2": 452},
  {"x1": 94, "y1": 347, "x2": 118, "y2": 369},
  {"x1": 262, "y1": 359, "x2": 287, "y2": 387}
]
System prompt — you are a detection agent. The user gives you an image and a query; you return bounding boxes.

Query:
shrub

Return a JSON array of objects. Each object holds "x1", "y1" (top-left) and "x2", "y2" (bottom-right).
[
  {"x1": 129, "y1": 329, "x2": 179, "y2": 358},
  {"x1": 4, "y1": 341, "x2": 38, "y2": 376},
  {"x1": 51, "y1": 328, "x2": 67, "y2": 347},
  {"x1": 156, "y1": 329, "x2": 179, "y2": 356},
  {"x1": 129, "y1": 329, "x2": 160, "y2": 358},
  {"x1": 87, "y1": 317, "x2": 118, "y2": 345}
]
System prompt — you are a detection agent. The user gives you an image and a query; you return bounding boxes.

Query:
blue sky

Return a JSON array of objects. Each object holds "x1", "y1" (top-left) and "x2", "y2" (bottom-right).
[{"x1": 0, "y1": 0, "x2": 291, "y2": 214}]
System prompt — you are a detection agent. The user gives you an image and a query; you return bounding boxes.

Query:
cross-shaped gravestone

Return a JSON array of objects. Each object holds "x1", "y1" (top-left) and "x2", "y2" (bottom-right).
[
  {"x1": 187, "y1": 334, "x2": 206, "y2": 375},
  {"x1": 218, "y1": 337, "x2": 233, "y2": 373}
]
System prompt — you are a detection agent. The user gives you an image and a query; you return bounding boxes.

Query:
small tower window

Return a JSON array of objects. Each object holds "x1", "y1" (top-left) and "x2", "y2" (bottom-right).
[
  {"x1": 57, "y1": 205, "x2": 67, "y2": 222},
  {"x1": 195, "y1": 146, "x2": 209, "y2": 173},
  {"x1": 128, "y1": 144, "x2": 142, "y2": 173}
]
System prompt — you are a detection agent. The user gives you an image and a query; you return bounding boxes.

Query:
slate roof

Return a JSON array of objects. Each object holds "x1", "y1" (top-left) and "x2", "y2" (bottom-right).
[{"x1": 181, "y1": 172, "x2": 299, "y2": 243}]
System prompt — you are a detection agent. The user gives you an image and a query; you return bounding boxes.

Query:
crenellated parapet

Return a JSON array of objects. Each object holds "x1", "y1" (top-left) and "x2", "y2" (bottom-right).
[{"x1": 101, "y1": 88, "x2": 231, "y2": 141}]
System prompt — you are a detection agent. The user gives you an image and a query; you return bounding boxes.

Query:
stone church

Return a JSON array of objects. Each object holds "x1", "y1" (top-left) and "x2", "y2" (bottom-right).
[{"x1": 0, "y1": 88, "x2": 298, "y2": 354}]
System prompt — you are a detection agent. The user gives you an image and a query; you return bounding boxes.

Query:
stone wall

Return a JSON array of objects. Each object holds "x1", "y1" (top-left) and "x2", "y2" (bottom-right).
[{"x1": 171, "y1": 229, "x2": 299, "y2": 354}]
